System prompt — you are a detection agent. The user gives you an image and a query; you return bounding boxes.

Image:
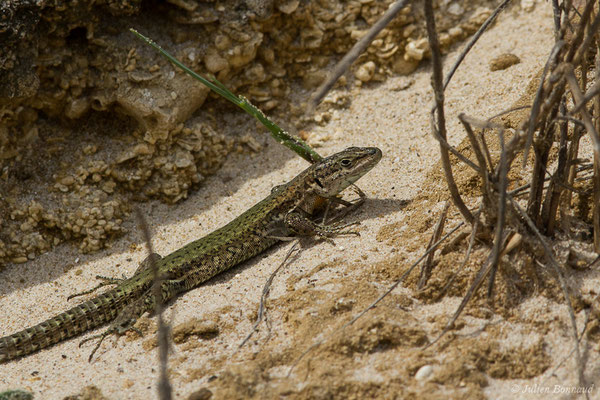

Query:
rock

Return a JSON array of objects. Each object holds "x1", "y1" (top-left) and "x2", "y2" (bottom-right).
[
  {"x1": 490, "y1": 53, "x2": 521, "y2": 71},
  {"x1": 355, "y1": 61, "x2": 376, "y2": 82},
  {"x1": 415, "y1": 365, "x2": 433, "y2": 381}
]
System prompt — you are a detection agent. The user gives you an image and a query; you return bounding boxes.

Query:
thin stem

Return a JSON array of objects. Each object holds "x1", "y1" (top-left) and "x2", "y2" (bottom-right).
[{"x1": 130, "y1": 29, "x2": 322, "y2": 164}]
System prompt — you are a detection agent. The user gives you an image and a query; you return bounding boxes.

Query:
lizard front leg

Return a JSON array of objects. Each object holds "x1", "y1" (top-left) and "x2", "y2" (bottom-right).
[
  {"x1": 321, "y1": 184, "x2": 366, "y2": 225},
  {"x1": 67, "y1": 253, "x2": 162, "y2": 301},
  {"x1": 284, "y1": 211, "x2": 360, "y2": 240}
]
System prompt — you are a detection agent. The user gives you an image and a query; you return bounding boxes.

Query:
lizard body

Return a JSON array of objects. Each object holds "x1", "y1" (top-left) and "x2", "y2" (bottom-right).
[{"x1": 0, "y1": 146, "x2": 381, "y2": 362}]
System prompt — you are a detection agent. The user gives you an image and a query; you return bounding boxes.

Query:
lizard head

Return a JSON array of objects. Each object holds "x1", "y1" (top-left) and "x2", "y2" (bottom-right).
[{"x1": 311, "y1": 146, "x2": 382, "y2": 197}]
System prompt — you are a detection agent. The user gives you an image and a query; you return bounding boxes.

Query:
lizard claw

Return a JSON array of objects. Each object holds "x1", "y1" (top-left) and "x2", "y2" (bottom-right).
[
  {"x1": 67, "y1": 276, "x2": 124, "y2": 301},
  {"x1": 79, "y1": 328, "x2": 115, "y2": 362}
]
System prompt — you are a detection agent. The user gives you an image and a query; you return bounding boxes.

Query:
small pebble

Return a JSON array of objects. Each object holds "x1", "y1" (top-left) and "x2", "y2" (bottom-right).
[
  {"x1": 415, "y1": 365, "x2": 433, "y2": 381},
  {"x1": 355, "y1": 61, "x2": 376, "y2": 82},
  {"x1": 490, "y1": 53, "x2": 521, "y2": 71}
]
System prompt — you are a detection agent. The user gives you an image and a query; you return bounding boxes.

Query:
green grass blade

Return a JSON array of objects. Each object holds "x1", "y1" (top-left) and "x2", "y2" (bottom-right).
[{"x1": 130, "y1": 29, "x2": 322, "y2": 163}]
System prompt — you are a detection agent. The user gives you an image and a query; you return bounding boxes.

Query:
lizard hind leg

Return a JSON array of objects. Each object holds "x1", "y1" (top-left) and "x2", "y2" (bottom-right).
[{"x1": 79, "y1": 294, "x2": 152, "y2": 362}]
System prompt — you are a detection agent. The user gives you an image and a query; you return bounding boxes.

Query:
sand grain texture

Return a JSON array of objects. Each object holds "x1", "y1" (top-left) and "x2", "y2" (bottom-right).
[{"x1": 2, "y1": 2, "x2": 599, "y2": 399}]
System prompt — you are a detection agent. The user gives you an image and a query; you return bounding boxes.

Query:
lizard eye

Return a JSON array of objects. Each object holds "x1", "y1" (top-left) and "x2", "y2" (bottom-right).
[{"x1": 340, "y1": 158, "x2": 353, "y2": 168}]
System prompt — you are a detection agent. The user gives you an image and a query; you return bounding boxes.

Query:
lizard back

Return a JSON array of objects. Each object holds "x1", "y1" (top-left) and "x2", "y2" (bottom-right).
[{"x1": 0, "y1": 146, "x2": 381, "y2": 362}]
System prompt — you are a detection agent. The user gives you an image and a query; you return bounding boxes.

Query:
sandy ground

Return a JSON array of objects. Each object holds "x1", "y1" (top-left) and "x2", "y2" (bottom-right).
[{"x1": 2, "y1": 2, "x2": 599, "y2": 399}]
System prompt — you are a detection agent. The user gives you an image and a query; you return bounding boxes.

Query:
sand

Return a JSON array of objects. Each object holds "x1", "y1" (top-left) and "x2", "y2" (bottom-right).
[{"x1": 2, "y1": 2, "x2": 598, "y2": 399}]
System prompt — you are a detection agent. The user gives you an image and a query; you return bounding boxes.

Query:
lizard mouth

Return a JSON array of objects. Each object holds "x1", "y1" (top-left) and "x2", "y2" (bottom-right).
[
  {"x1": 347, "y1": 147, "x2": 382, "y2": 185},
  {"x1": 330, "y1": 147, "x2": 382, "y2": 196},
  {"x1": 365, "y1": 147, "x2": 382, "y2": 166},
  {"x1": 311, "y1": 146, "x2": 382, "y2": 198}
]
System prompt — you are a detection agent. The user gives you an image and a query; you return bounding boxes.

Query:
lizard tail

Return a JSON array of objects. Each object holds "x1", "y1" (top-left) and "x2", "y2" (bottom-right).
[{"x1": 0, "y1": 288, "x2": 129, "y2": 362}]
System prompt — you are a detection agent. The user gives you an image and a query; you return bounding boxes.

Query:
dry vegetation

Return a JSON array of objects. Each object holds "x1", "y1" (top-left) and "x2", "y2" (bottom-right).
[
  {"x1": 170, "y1": 0, "x2": 600, "y2": 398},
  {"x1": 2, "y1": 0, "x2": 600, "y2": 399},
  {"x1": 413, "y1": 0, "x2": 600, "y2": 396}
]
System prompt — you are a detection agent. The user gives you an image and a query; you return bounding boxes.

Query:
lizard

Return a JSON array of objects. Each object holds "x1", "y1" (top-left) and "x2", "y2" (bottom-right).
[{"x1": 0, "y1": 146, "x2": 382, "y2": 362}]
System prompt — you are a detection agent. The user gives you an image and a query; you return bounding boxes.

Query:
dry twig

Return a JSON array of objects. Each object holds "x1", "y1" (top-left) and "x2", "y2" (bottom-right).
[
  {"x1": 135, "y1": 208, "x2": 173, "y2": 400},
  {"x1": 309, "y1": 0, "x2": 411, "y2": 110},
  {"x1": 239, "y1": 240, "x2": 301, "y2": 348}
]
